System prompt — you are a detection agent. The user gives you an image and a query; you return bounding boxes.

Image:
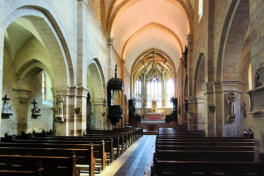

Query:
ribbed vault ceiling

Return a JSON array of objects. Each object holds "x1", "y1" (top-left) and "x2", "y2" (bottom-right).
[{"x1": 106, "y1": 0, "x2": 190, "y2": 73}]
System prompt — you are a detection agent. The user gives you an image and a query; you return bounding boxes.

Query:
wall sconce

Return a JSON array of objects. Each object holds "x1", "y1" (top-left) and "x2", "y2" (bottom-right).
[
  {"x1": 75, "y1": 107, "x2": 81, "y2": 114},
  {"x1": 208, "y1": 105, "x2": 215, "y2": 113}
]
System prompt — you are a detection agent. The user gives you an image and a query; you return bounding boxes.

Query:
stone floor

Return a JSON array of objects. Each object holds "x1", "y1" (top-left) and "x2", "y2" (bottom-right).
[{"x1": 98, "y1": 135, "x2": 156, "y2": 176}]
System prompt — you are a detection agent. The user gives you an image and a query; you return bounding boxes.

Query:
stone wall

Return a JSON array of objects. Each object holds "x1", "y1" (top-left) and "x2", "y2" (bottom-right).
[{"x1": 249, "y1": 0, "x2": 264, "y2": 153}]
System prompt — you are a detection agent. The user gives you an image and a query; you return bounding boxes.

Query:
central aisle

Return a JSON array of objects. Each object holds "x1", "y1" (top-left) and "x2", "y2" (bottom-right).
[{"x1": 100, "y1": 135, "x2": 156, "y2": 176}]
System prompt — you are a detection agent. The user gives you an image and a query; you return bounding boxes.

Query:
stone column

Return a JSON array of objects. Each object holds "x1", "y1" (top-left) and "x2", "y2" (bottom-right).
[
  {"x1": 186, "y1": 34, "x2": 195, "y2": 130},
  {"x1": 107, "y1": 38, "x2": 114, "y2": 80},
  {"x1": 75, "y1": 86, "x2": 88, "y2": 135},
  {"x1": 52, "y1": 87, "x2": 70, "y2": 136},
  {"x1": 187, "y1": 34, "x2": 194, "y2": 97},
  {"x1": 0, "y1": 11, "x2": 3, "y2": 135},
  {"x1": 106, "y1": 38, "x2": 114, "y2": 129},
  {"x1": 68, "y1": 86, "x2": 76, "y2": 136},
  {"x1": 91, "y1": 98, "x2": 105, "y2": 129},
  {"x1": 214, "y1": 82, "x2": 223, "y2": 136},
  {"x1": 202, "y1": 82, "x2": 215, "y2": 136},
  {"x1": 13, "y1": 89, "x2": 31, "y2": 134},
  {"x1": 179, "y1": 58, "x2": 186, "y2": 126},
  {"x1": 187, "y1": 96, "x2": 197, "y2": 130}
]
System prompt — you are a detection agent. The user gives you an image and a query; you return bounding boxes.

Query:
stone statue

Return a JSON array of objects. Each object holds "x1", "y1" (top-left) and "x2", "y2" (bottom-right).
[
  {"x1": 55, "y1": 93, "x2": 64, "y2": 117},
  {"x1": 31, "y1": 99, "x2": 41, "y2": 118},
  {"x1": 240, "y1": 101, "x2": 247, "y2": 118},
  {"x1": 227, "y1": 91, "x2": 236, "y2": 116},
  {"x1": 226, "y1": 91, "x2": 236, "y2": 123}
]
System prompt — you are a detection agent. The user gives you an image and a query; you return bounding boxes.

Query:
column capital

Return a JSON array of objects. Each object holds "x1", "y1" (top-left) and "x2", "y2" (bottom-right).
[
  {"x1": 180, "y1": 57, "x2": 186, "y2": 65},
  {"x1": 52, "y1": 86, "x2": 69, "y2": 96},
  {"x1": 76, "y1": 86, "x2": 89, "y2": 98},
  {"x1": 107, "y1": 37, "x2": 114, "y2": 46},
  {"x1": 221, "y1": 80, "x2": 247, "y2": 93},
  {"x1": 202, "y1": 82, "x2": 215, "y2": 95},
  {"x1": 187, "y1": 34, "x2": 193, "y2": 44},
  {"x1": 12, "y1": 88, "x2": 32, "y2": 104},
  {"x1": 121, "y1": 59, "x2": 125, "y2": 64}
]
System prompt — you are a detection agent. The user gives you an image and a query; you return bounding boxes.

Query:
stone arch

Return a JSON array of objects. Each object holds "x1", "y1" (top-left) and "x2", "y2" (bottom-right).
[
  {"x1": 192, "y1": 53, "x2": 205, "y2": 130},
  {"x1": 16, "y1": 60, "x2": 53, "y2": 84},
  {"x1": 216, "y1": 0, "x2": 249, "y2": 81},
  {"x1": 216, "y1": 0, "x2": 250, "y2": 136},
  {"x1": 4, "y1": 5, "x2": 75, "y2": 87},
  {"x1": 1, "y1": 3, "x2": 75, "y2": 135},
  {"x1": 87, "y1": 58, "x2": 106, "y2": 129},
  {"x1": 121, "y1": 22, "x2": 184, "y2": 58},
  {"x1": 194, "y1": 53, "x2": 205, "y2": 97}
]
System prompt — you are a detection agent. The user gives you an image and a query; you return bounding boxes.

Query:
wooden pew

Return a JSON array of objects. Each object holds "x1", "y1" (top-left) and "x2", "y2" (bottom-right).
[
  {"x1": 0, "y1": 142, "x2": 98, "y2": 173},
  {"x1": 155, "y1": 150, "x2": 254, "y2": 161},
  {"x1": 156, "y1": 145, "x2": 254, "y2": 151},
  {"x1": 0, "y1": 154, "x2": 77, "y2": 176},
  {"x1": 0, "y1": 169, "x2": 43, "y2": 176},
  {"x1": 13, "y1": 137, "x2": 114, "y2": 163},
  {"x1": 152, "y1": 127, "x2": 261, "y2": 176},
  {"x1": 84, "y1": 134, "x2": 125, "y2": 154},
  {"x1": 0, "y1": 146, "x2": 95, "y2": 174},
  {"x1": 156, "y1": 141, "x2": 255, "y2": 146},
  {"x1": 153, "y1": 160, "x2": 263, "y2": 176}
]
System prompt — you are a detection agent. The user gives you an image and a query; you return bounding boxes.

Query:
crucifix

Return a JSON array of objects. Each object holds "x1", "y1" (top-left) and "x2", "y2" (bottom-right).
[
  {"x1": 31, "y1": 99, "x2": 37, "y2": 108},
  {"x1": 2, "y1": 94, "x2": 10, "y2": 103},
  {"x1": 2, "y1": 94, "x2": 13, "y2": 118}
]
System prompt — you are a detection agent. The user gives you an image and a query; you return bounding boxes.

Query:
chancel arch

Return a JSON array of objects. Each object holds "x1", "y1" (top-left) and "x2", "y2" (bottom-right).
[{"x1": 131, "y1": 50, "x2": 176, "y2": 121}]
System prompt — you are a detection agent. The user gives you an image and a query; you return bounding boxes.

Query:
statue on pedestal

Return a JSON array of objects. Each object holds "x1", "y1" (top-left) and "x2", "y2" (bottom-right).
[
  {"x1": 54, "y1": 93, "x2": 64, "y2": 122},
  {"x1": 2, "y1": 94, "x2": 13, "y2": 119},
  {"x1": 226, "y1": 91, "x2": 236, "y2": 123},
  {"x1": 31, "y1": 99, "x2": 41, "y2": 119}
]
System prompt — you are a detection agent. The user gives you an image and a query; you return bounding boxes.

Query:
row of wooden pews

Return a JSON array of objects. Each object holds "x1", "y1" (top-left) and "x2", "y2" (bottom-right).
[
  {"x1": 0, "y1": 127, "x2": 143, "y2": 176},
  {"x1": 151, "y1": 127, "x2": 264, "y2": 176}
]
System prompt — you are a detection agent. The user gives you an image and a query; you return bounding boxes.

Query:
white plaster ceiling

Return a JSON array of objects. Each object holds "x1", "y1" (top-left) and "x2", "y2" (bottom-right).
[
  {"x1": 109, "y1": 0, "x2": 190, "y2": 73},
  {"x1": 4, "y1": 18, "x2": 44, "y2": 59}
]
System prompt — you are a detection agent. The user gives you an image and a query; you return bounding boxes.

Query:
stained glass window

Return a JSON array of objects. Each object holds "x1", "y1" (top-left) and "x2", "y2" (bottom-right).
[
  {"x1": 134, "y1": 79, "x2": 142, "y2": 108},
  {"x1": 147, "y1": 74, "x2": 162, "y2": 108}
]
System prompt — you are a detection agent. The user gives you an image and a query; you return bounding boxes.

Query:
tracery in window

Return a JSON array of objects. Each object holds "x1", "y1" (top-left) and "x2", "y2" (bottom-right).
[
  {"x1": 134, "y1": 79, "x2": 142, "y2": 108},
  {"x1": 147, "y1": 74, "x2": 162, "y2": 108}
]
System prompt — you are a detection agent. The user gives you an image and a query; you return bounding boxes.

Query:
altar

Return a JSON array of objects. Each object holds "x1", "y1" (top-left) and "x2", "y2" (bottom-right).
[{"x1": 145, "y1": 112, "x2": 163, "y2": 120}]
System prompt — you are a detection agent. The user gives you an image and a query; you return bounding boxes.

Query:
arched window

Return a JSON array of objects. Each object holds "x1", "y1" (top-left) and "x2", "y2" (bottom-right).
[
  {"x1": 147, "y1": 74, "x2": 162, "y2": 108},
  {"x1": 134, "y1": 79, "x2": 142, "y2": 108},
  {"x1": 166, "y1": 79, "x2": 174, "y2": 107},
  {"x1": 198, "y1": 0, "x2": 203, "y2": 22},
  {"x1": 41, "y1": 71, "x2": 46, "y2": 101}
]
